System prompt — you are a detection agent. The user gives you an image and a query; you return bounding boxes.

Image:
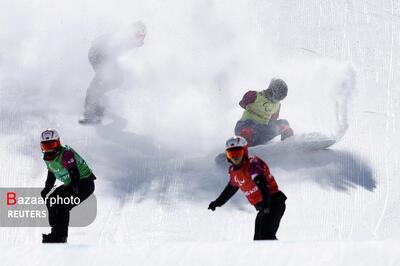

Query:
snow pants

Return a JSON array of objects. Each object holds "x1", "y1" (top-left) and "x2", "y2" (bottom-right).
[
  {"x1": 46, "y1": 177, "x2": 95, "y2": 236},
  {"x1": 254, "y1": 191, "x2": 287, "y2": 240},
  {"x1": 235, "y1": 119, "x2": 291, "y2": 146}
]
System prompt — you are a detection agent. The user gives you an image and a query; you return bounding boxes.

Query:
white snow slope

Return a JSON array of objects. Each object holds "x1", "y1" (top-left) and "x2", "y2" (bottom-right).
[{"x1": 1, "y1": 0, "x2": 400, "y2": 265}]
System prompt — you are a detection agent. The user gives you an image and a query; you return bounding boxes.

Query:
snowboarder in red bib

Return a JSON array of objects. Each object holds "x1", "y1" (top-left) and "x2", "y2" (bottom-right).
[
  {"x1": 40, "y1": 129, "x2": 96, "y2": 243},
  {"x1": 209, "y1": 136, "x2": 287, "y2": 240},
  {"x1": 235, "y1": 78, "x2": 294, "y2": 146}
]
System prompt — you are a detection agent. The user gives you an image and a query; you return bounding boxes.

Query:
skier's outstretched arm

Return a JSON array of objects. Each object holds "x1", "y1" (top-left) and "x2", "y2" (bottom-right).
[
  {"x1": 254, "y1": 175, "x2": 271, "y2": 213},
  {"x1": 208, "y1": 183, "x2": 239, "y2": 211}
]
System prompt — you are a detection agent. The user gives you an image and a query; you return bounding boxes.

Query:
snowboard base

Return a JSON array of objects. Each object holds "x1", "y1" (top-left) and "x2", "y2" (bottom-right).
[
  {"x1": 256, "y1": 133, "x2": 336, "y2": 154},
  {"x1": 215, "y1": 133, "x2": 336, "y2": 166}
]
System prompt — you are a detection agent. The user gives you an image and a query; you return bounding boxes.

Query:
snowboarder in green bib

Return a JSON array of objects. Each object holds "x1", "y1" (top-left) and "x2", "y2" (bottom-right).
[
  {"x1": 39, "y1": 129, "x2": 96, "y2": 243},
  {"x1": 235, "y1": 78, "x2": 294, "y2": 146}
]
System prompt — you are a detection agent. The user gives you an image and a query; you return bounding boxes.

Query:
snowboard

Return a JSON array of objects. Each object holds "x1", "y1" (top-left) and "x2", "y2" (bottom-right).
[
  {"x1": 78, "y1": 117, "x2": 102, "y2": 125},
  {"x1": 215, "y1": 132, "x2": 337, "y2": 165}
]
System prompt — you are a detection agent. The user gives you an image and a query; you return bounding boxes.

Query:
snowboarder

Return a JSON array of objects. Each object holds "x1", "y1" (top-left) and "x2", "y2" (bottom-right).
[
  {"x1": 209, "y1": 136, "x2": 287, "y2": 240},
  {"x1": 79, "y1": 21, "x2": 147, "y2": 124},
  {"x1": 40, "y1": 129, "x2": 96, "y2": 243},
  {"x1": 234, "y1": 78, "x2": 294, "y2": 146}
]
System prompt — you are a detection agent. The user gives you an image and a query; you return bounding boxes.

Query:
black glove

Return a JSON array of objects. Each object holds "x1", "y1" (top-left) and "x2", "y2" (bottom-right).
[
  {"x1": 208, "y1": 201, "x2": 219, "y2": 211},
  {"x1": 40, "y1": 187, "x2": 51, "y2": 199},
  {"x1": 255, "y1": 202, "x2": 270, "y2": 214}
]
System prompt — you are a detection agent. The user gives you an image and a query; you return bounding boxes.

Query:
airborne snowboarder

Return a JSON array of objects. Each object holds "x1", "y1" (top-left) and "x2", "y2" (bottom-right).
[
  {"x1": 209, "y1": 136, "x2": 287, "y2": 240},
  {"x1": 39, "y1": 129, "x2": 96, "y2": 243},
  {"x1": 79, "y1": 21, "x2": 147, "y2": 124},
  {"x1": 234, "y1": 78, "x2": 294, "y2": 146}
]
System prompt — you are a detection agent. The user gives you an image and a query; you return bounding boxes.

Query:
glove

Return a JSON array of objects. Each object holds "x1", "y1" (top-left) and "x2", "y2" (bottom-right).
[
  {"x1": 40, "y1": 187, "x2": 51, "y2": 199},
  {"x1": 255, "y1": 202, "x2": 270, "y2": 214},
  {"x1": 281, "y1": 126, "x2": 294, "y2": 141},
  {"x1": 208, "y1": 201, "x2": 218, "y2": 211}
]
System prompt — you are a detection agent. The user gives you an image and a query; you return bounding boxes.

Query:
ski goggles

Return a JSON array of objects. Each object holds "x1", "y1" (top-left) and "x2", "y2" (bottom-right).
[
  {"x1": 40, "y1": 139, "x2": 60, "y2": 153},
  {"x1": 225, "y1": 147, "x2": 245, "y2": 160}
]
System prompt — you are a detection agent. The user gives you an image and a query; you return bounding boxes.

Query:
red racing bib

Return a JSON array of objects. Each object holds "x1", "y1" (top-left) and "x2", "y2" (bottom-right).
[{"x1": 229, "y1": 156, "x2": 279, "y2": 205}]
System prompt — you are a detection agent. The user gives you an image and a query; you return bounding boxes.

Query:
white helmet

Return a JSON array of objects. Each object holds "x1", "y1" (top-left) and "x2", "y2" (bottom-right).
[
  {"x1": 40, "y1": 129, "x2": 61, "y2": 154},
  {"x1": 41, "y1": 129, "x2": 59, "y2": 142},
  {"x1": 225, "y1": 136, "x2": 248, "y2": 150},
  {"x1": 225, "y1": 136, "x2": 249, "y2": 163}
]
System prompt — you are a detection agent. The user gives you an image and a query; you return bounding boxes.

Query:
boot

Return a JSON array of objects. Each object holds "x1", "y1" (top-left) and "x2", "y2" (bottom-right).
[
  {"x1": 42, "y1": 227, "x2": 68, "y2": 243},
  {"x1": 42, "y1": 233, "x2": 67, "y2": 243}
]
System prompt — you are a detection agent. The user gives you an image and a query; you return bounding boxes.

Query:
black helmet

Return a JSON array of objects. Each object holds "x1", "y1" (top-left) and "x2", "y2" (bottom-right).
[{"x1": 264, "y1": 78, "x2": 288, "y2": 102}]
